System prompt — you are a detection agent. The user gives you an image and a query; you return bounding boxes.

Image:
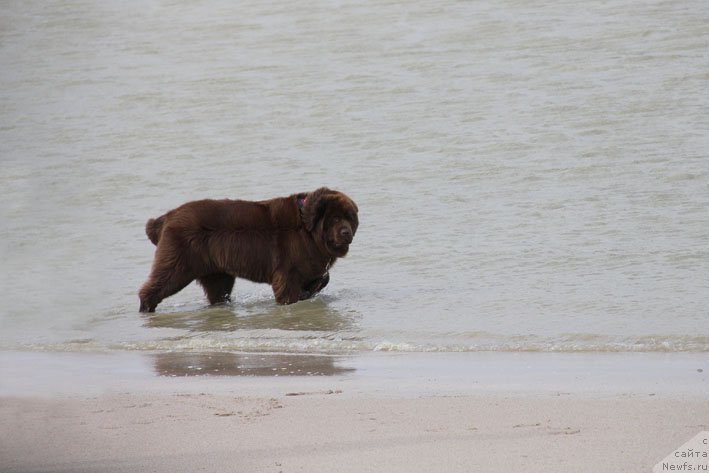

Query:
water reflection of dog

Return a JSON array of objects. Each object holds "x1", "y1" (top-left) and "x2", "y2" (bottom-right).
[
  {"x1": 144, "y1": 297, "x2": 357, "y2": 333},
  {"x1": 153, "y1": 352, "x2": 355, "y2": 377}
]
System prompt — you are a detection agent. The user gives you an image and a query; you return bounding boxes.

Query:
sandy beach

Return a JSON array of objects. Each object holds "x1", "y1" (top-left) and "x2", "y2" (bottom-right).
[
  {"x1": 3, "y1": 391, "x2": 708, "y2": 473},
  {"x1": 1, "y1": 351, "x2": 707, "y2": 472}
]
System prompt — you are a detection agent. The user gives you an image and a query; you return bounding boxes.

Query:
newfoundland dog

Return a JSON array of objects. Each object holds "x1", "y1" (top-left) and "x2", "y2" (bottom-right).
[{"x1": 138, "y1": 187, "x2": 358, "y2": 312}]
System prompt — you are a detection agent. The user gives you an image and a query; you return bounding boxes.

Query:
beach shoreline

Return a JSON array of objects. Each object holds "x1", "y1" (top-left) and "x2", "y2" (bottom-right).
[
  {"x1": 1, "y1": 350, "x2": 707, "y2": 472},
  {"x1": 1, "y1": 350, "x2": 706, "y2": 398}
]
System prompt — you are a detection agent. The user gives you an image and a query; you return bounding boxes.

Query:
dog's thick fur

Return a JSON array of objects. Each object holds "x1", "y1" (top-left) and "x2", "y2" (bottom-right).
[{"x1": 138, "y1": 188, "x2": 358, "y2": 312}]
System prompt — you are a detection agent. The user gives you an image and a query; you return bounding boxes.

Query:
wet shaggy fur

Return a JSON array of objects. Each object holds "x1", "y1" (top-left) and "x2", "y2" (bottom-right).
[{"x1": 138, "y1": 188, "x2": 358, "y2": 312}]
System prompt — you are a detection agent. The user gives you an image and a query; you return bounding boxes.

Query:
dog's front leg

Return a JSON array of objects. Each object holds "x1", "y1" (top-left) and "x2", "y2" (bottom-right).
[
  {"x1": 271, "y1": 270, "x2": 303, "y2": 305},
  {"x1": 300, "y1": 272, "x2": 330, "y2": 300}
]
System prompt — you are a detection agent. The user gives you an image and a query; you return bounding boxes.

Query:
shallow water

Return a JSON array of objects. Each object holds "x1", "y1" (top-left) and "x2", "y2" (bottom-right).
[{"x1": 1, "y1": 0, "x2": 708, "y2": 354}]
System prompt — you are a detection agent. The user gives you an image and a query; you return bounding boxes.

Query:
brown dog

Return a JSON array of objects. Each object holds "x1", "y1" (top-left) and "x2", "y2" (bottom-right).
[{"x1": 138, "y1": 187, "x2": 358, "y2": 312}]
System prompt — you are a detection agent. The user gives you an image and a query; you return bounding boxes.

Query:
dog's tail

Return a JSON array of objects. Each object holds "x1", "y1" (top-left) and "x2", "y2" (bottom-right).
[{"x1": 145, "y1": 215, "x2": 166, "y2": 246}]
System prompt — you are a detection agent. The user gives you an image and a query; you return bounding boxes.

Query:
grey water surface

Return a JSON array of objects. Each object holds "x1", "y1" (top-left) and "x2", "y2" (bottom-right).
[{"x1": 1, "y1": 0, "x2": 708, "y2": 353}]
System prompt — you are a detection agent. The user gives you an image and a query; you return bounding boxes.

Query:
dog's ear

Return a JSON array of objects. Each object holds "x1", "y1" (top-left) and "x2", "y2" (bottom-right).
[{"x1": 302, "y1": 187, "x2": 332, "y2": 232}]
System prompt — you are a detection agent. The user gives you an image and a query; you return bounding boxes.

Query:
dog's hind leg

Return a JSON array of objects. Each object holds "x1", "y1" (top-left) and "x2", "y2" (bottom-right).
[
  {"x1": 197, "y1": 273, "x2": 235, "y2": 305},
  {"x1": 139, "y1": 265, "x2": 194, "y2": 312}
]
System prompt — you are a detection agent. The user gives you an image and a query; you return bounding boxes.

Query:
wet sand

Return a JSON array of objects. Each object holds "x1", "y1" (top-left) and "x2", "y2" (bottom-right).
[{"x1": 1, "y1": 351, "x2": 707, "y2": 472}]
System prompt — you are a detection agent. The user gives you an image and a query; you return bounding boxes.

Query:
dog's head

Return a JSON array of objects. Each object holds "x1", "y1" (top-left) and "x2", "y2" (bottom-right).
[{"x1": 302, "y1": 188, "x2": 359, "y2": 257}]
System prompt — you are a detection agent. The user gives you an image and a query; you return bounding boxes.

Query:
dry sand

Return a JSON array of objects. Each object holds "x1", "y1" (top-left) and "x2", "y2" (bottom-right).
[{"x1": 1, "y1": 351, "x2": 707, "y2": 472}]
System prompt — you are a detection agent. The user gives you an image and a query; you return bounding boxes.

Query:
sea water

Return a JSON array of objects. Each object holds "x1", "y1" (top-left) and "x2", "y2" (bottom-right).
[{"x1": 1, "y1": 0, "x2": 708, "y2": 355}]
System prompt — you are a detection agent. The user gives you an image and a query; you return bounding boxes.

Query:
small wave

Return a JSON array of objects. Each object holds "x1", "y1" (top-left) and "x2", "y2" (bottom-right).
[{"x1": 11, "y1": 333, "x2": 709, "y2": 354}]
